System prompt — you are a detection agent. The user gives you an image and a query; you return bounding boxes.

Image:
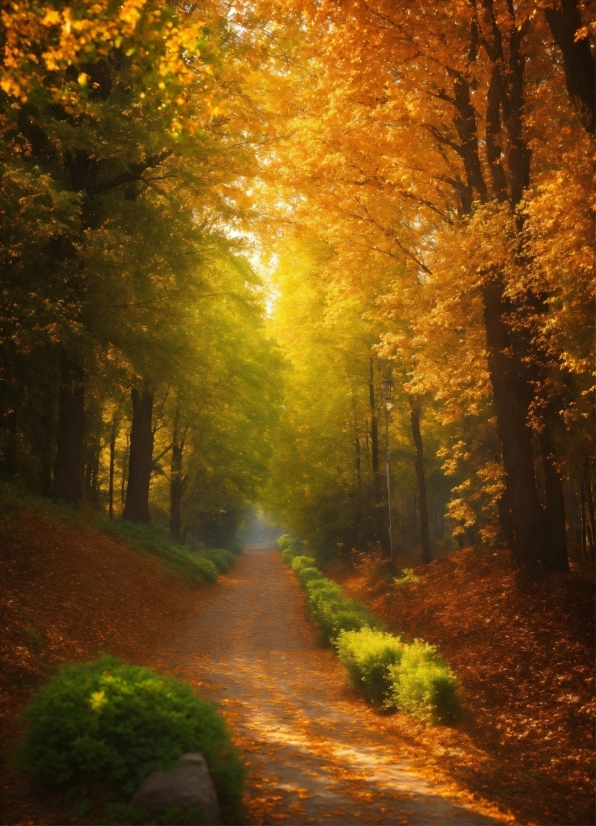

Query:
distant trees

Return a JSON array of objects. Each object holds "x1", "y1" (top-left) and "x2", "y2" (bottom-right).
[
  {"x1": 0, "y1": 1, "x2": 282, "y2": 541},
  {"x1": 1, "y1": 0, "x2": 593, "y2": 567},
  {"x1": 256, "y1": 0, "x2": 594, "y2": 570}
]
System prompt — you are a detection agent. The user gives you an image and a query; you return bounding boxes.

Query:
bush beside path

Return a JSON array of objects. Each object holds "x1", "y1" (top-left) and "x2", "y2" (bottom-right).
[
  {"x1": 332, "y1": 548, "x2": 595, "y2": 826},
  {"x1": 0, "y1": 499, "x2": 214, "y2": 825},
  {"x1": 149, "y1": 545, "x2": 508, "y2": 825}
]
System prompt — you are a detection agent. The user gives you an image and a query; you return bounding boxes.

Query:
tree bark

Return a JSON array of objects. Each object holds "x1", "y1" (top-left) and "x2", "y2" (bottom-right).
[
  {"x1": 108, "y1": 418, "x2": 117, "y2": 518},
  {"x1": 445, "y1": 17, "x2": 568, "y2": 570},
  {"x1": 482, "y1": 280, "x2": 547, "y2": 568},
  {"x1": 170, "y1": 410, "x2": 185, "y2": 542},
  {"x1": 543, "y1": 0, "x2": 596, "y2": 134},
  {"x1": 538, "y1": 424, "x2": 569, "y2": 570},
  {"x1": 53, "y1": 351, "x2": 85, "y2": 506},
  {"x1": 583, "y1": 460, "x2": 595, "y2": 560},
  {"x1": 355, "y1": 434, "x2": 362, "y2": 508},
  {"x1": 39, "y1": 397, "x2": 54, "y2": 497},
  {"x1": 409, "y1": 397, "x2": 432, "y2": 564},
  {"x1": 369, "y1": 359, "x2": 386, "y2": 551},
  {"x1": 496, "y1": 488, "x2": 516, "y2": 551},
  {"x1": 121, "y1": 431, "x2": 128, "y2": 505},
  {"x1": 170, "y1": 442, "x2": 183, "y2": 541},
  {"x1": 123, "y1": 387, "x2": 154, "y2": 524},
  {"x1": 29, "y1": 384, "x2": 55, "y2": 496}
]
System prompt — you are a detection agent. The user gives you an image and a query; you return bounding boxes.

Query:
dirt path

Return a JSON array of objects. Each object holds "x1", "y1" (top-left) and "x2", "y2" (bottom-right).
[{"x1": 152, "y1": 546, "x2": 506, "y2": 826}]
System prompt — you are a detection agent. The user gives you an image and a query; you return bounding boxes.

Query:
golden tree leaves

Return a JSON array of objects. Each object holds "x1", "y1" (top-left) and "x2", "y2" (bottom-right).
[{"x1": 1, "y1": 1, "x2": 219, "y2": 134}]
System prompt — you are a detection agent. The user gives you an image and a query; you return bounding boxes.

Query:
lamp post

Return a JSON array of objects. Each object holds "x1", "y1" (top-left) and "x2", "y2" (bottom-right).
[{"x1": 381, "y1": 377, "x2": 394, "y2": 571}]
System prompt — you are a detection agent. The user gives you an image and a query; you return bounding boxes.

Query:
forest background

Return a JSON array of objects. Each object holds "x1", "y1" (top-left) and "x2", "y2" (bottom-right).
[{"x1": 0, "y1": 0, "x2": 594, "y2": 573}]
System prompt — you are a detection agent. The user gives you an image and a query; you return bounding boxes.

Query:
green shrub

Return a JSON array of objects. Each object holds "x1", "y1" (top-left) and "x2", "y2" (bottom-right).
[
  {"x1": 17, "y1": 657, "x2": 245, "y2": 820},
  {"x1": 281, "y1": 545, "x2": 301, "y2": 564},
  {"x1": 227, "y1": 541, "x2": 244, "y2": 556},
  {"x1": 297, "y1": 566, "x2": 324, "y2": 588},
  {"x1": 202, "y1": 548, "x2": 237, "y2": 574},
  {"x1": 386, "y1": 640, "x2": 460, "y2": 723},
  {"x1": 189, "y1": 555, "x2": 219, "y2": 583},
  {"x1": 305, "y1": 577, "x2": 382, "y2": 642},
  {"x1": 305, "y1": 577, "x2": 342, "y2": 598},
  {"x1": 290, "y1": 555, "x2": 316, "y2": 574},
  {"x1": 393, "y1": 568, "x2": 420, "y2": 586},
  {"x1": 277, "y1": 534, "x2": 292, "y2": 551},
  {"x1": 335, "y1": 629, "x2": 404, "y2": 703},
  {"x1": 98, "y1": 519, "x2": 217, "y2": 584},
  {"x1": 278, "y1": 535, "x2": 306, "y2": 563}
]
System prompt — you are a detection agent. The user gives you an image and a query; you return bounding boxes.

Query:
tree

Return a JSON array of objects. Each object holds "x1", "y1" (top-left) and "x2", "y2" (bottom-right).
[{"x1": 253, "y1": 0, "x2": 594, "y2": 570}]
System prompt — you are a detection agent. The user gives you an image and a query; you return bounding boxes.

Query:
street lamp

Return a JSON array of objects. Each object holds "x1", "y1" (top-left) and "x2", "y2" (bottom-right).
[{"x1": 381, "y1": 378, "x2": 394, "y2": 571}]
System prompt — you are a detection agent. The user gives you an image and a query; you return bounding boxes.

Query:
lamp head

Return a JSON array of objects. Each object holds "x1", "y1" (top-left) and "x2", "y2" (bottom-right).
[{"x1": 381, "y1": 378, "x2": 394, "y2": 404}]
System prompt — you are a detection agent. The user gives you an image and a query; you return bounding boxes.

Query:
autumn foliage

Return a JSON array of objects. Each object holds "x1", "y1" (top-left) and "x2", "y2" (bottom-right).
[
  {"x1": 0, "y1": 1, "x2": 595, "y2": 824},
  {"x1": 334, "y1": 549, "x2": 595, "y2": 825}
]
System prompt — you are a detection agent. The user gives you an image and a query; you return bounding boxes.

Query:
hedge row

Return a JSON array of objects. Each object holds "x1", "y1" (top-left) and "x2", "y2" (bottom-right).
[
  {"x1": 99, "y1": 518, "x2": 242, "y2": 584},
  {"x1": 278, "y1": 535, "x2": 460, "y2": 724}
]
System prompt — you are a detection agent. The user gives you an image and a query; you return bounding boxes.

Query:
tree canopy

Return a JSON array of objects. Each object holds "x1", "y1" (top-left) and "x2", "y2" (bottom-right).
[{"x1": 0, "y1": 0, "x2": 593, "y2": 567}]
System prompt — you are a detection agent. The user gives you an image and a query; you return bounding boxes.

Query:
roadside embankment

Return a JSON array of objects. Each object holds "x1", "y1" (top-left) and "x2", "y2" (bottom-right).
[{"x1": 329, "y1": 546, "x2": 595, "y2": 826}]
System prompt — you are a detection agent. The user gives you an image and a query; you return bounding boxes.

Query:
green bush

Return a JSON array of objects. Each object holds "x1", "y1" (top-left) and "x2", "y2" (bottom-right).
[
  {"x1": 188, "y1": 555, "x2": 219, "y2": 583},
  {"x1": 297, "y1": 566, "x2": 324, "y2": 588},
  {"x1": 278, "y1": 534, "x2": 306, "y2": 563},
  {"x1": 226, "y1": 541, "x2": 244, "y2": 556},
  {"x1": 277, "y1": 534, "x2": 292, "y2": 551},
  {"x1": 202, "y1": 548, "x2": 237, "y2": 574},
  {"x1": 305, "y1": 577, "x2": 341, "y2": 596},
  {"x1": 305, "y1": 577, "x2": 382, "y2": 643},
  {"x1": 290, "y1": 555, "x2": 316, "y2": 574},
  {"x1": 393, "y1": 568, "x2": 420, "y2": 586},
  {"x1": 386, "y1": 640, "x2": 460, "y2": 723},
  {"x1": 98, "y1": 519, "x2": 218, "y2": 584},
  {"x1": 335, "y1": 629, "x2": 404, "y2": 703},
  {"x1": 17, "y1": 657, "x2": 245, "y2": 820}
]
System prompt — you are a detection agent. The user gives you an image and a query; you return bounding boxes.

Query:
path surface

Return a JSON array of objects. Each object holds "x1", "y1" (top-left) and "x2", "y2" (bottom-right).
[{"x1": 153, "y1": 546, "x2": 504, "y2": 825}]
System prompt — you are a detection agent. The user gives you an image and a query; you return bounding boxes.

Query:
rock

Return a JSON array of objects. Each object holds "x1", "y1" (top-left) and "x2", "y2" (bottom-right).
[{"x1": 132, "y1": 752, "x2": 221, "y2": 824}]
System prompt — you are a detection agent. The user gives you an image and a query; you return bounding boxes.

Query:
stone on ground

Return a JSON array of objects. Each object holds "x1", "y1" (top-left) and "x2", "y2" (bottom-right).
[{"x1": 132, "y1": 752, "x2": 221, "y2": 824}]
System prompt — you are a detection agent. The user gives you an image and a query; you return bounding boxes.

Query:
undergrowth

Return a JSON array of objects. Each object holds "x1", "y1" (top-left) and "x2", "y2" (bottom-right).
[
  {"x1": 16, "y1": 656, "x2": 245, "y2": 822},
  {"x1": 278, "y1": 534, "x2": 460, "y2": 724},
  {"x1": 98, "y1": 519, "x2": 219, "y2": 583},
  {"x1": 0, "y1": 482, "x2": 243, "y2": 585}
]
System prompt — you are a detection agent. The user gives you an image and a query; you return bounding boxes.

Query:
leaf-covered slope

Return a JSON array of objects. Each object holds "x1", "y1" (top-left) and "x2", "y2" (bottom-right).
[
  {"x1": 0, "y1": 503, "x2": 201, "y2": 778},
  {"x1": 335, "y1": 549, "x2": 595, "y2": 825}
]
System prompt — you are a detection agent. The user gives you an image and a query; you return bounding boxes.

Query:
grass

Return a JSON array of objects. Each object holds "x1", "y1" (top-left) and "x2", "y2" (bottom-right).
[
  {"x1": 0, "y1": 481, "x2": 246, "y2": 585},
  {"x1": 97, "y1": 519, "x2": 219, "y2": 583}
]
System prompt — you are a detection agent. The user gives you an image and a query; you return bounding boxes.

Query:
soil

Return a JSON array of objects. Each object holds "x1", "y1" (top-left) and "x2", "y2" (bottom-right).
[{"x1": 149, "y1": 545, "x2": 511, "y2": 826}]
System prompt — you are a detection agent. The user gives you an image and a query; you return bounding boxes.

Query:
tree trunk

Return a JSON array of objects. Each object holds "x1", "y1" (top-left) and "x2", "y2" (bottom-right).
[
  {"x1": 496, "y1": 488, "x2": 516, "y2": 551},
  {"x1": 409, "y1": 397, "x2": 432, "y2": 565},
  {"x1": 121, "y1": 432, "x2": 128, "y2": 505},
  {"x1": 123, "y1": 387, "x2": 154, "y2": 524},
  {"x1": 543, "y1": 0, "x2": 596, "y2": 134},
  {"x1": 170, "y1": 439, "x2": 183, "y2": 542},
  {"x1": 537, "y1": 424, "x2": 569, "y2": 570},
  {"x1": 482, "y1": 280, "x2": 547, "y2": 568},
  {"x1": 355, "y1": 434, "x2": 362, "y2": 505},
  {"x1": 108, "y1": 418, "x2": 117, "y2": 518},
  {"x1": 53, "y1": 352, "x2": 85, "y2": 506},
  {"x1": 170, "y1": 408, "x2": 189, "y2": 542},
  {"x1": 28, "y1": 383, "x2": 55, "y2": 496},
  {"x1": 369, "y1": 359, "x2": 386, "y2": 552},
  {"x1": 583, "y1": 460, "x2": 595, "y2": 560},
  {"x1": 84, "y1": 449, "x2": 100, "y2": 506},
  {"x1": 39, "y1": 394, "x2": 54, "y2": 497}
]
